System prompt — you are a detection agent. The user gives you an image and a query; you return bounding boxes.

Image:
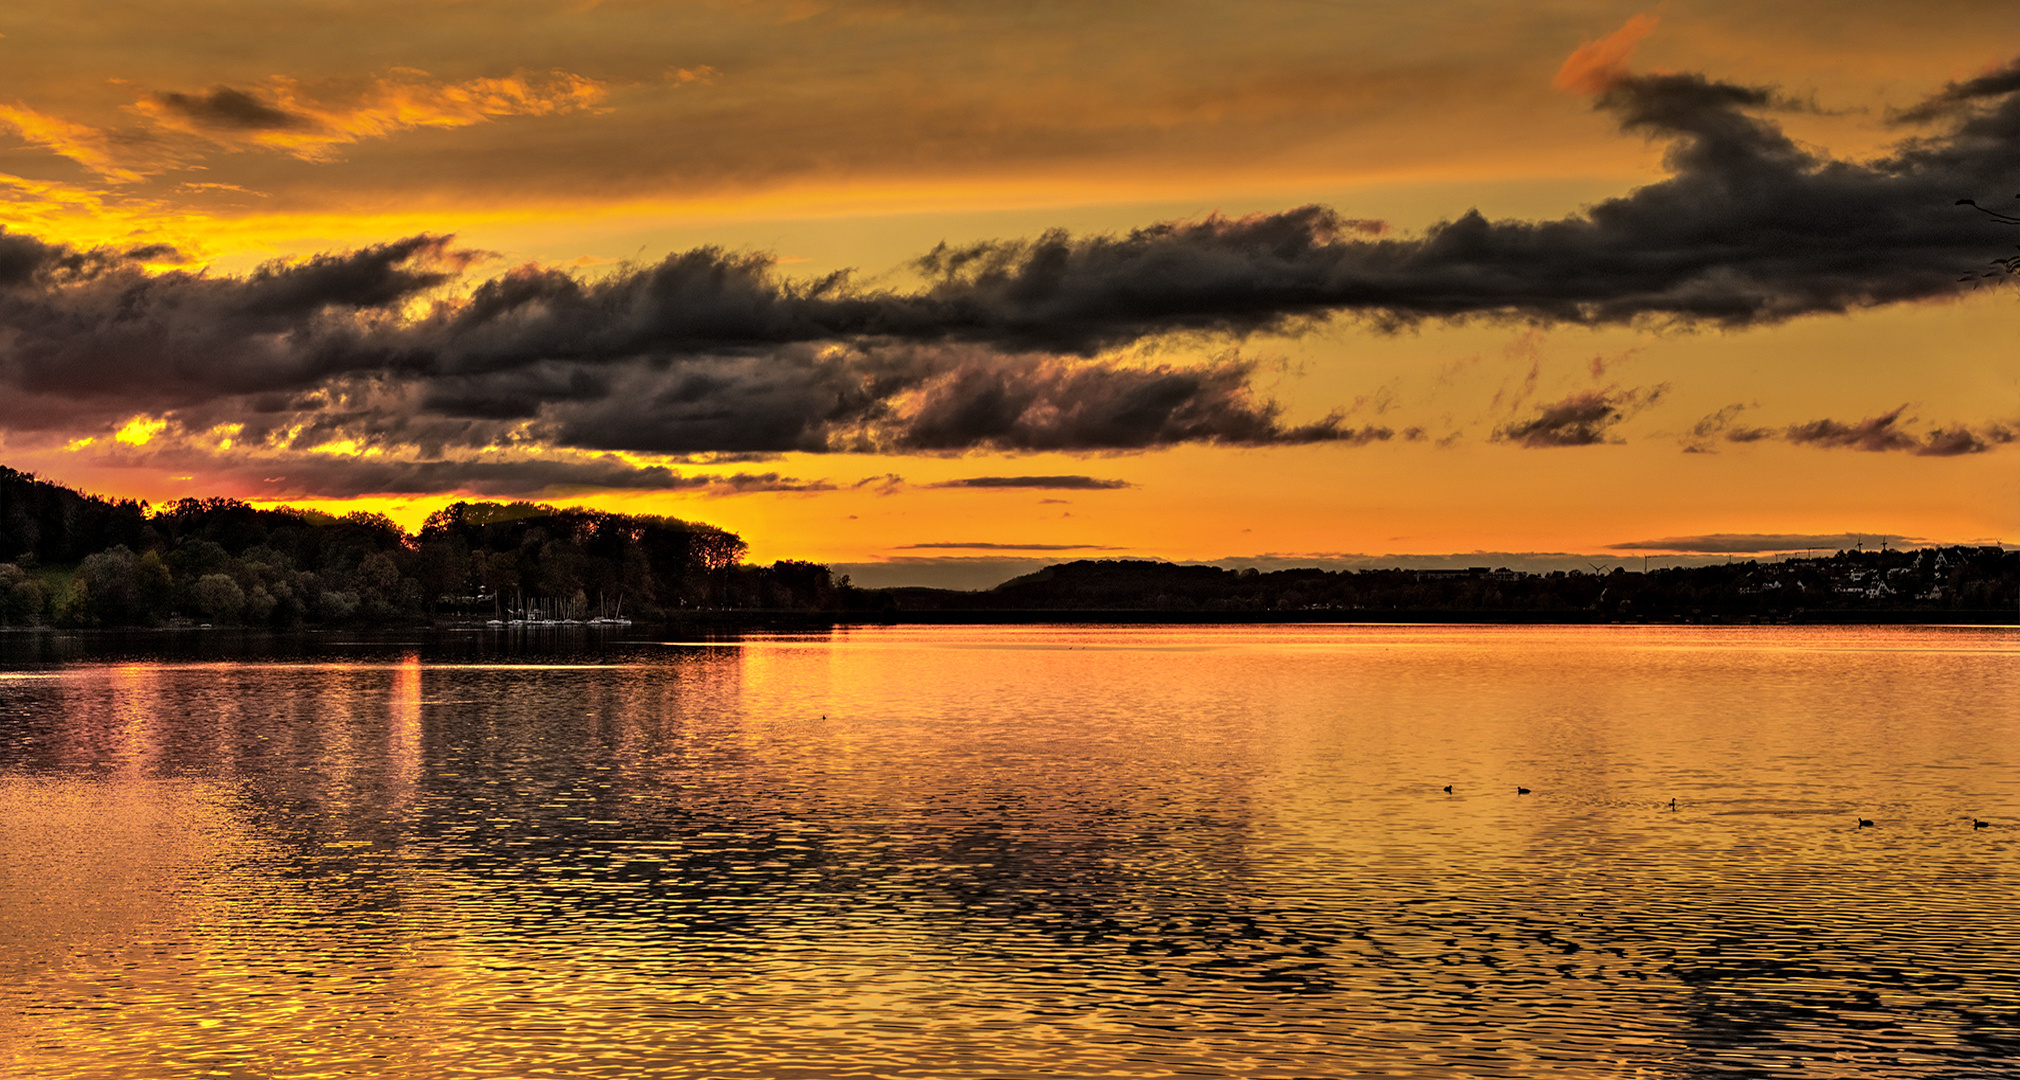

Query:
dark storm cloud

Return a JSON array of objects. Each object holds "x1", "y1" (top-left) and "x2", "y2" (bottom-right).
[
  {"x1": 0, "y1": 229, "x2": 144, "y2": 289},
  {"x1": 7, "y1": 57, "x2": 2020, "y2": 474},
  {"x1": 873, "y1": 68, "x2": 2020, "y2": 343},
  {"x1": 150, "y1": 87, "x2": 312, "y2": 130},
  {"x1": 10, "y1": 235, "x2": 1361, "y2": 457},
  {"x1": 0, "y1": 232, "x2": 463, "y2": 408},
  {"x1": 1494, "y1": 386, "x2": 1664, "y2": 448},
  {"x1": 509, "y1": 350, "x2": 1374, "y2": 455},
  {"x1": 885, "y1": 355, "x2": 1374, "y2": 451},
  {"x1": 1611, "y1": 533, "x2": 1916, "y2": 554},
  {"x1": 0, "y1": 231, "x2": 56, "y2": 289},
  {"x1": 1888, "y1": 59, "x2": 2020, "y2": 125},
  {"x1": 925, "y1": 476, "x2": 1132, "y2": 490},
  {"x1": 232, "y1": 235, "x2": 468, "y2": 321}
]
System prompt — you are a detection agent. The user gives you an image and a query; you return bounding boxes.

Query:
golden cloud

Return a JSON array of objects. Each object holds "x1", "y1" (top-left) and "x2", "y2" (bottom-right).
[
  {"x1": 0, "y1": 103, "x2": 150, "y2": 183},
  {"x1": 131, "y1": 69, "x2": 610, "y2": 162},
  {"x1": 0, "y1": 69, "x2": 609, "y2": 193}
]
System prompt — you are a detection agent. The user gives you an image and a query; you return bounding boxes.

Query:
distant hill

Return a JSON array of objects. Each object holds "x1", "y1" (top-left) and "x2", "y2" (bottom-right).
[{"x1": 854, "y1": 555, "x2": 2020, "y2": 621}]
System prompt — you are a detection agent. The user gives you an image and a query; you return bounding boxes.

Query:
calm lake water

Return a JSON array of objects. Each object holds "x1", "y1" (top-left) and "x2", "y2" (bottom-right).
[{"x1": 1, "y1": 624, "x2": 2017, "y2": 1078}]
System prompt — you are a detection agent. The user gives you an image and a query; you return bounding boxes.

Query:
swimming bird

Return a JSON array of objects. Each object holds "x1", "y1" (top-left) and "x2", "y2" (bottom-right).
[
  {"x1": 1857, "y1": 818, "x2": 1874, "y2": 828},
  {"x1": 1667, "y1": 798, "x2": 1677, "y2": 812},
  {"x1": 1974, "y1": 819, "x2": 1989, "y2": 829},
  {"x1": 1443, "y1": 785, "x2": 1453, "y2": 794},
  {"x1": 1517, "y1": 787, "x2": 1531, "y2": 795}
]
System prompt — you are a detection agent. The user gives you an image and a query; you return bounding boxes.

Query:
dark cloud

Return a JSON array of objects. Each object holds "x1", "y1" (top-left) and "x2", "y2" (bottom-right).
[
  {"x1": 0, "y1": 232, "x2": 52, "y2": 289},
  {"x1": 240, "y1": 456, "x2": 707, "y2": 498},
  {"x1": 1610, "y1": 533, "x2": 1917, "y2": 554},
  {"x1": 877, "y1": 67, "x2": 2019, "y2": 341},
  {"x1": 1680, "y1": 402, "x2": 1774, "y2": 452},
  {"x1": 423, "y1": 349, "x2": 1373, "y2": 456},
  {"x1": 1784, "y1": 408, "x2": 2014, "y2": 456},
  {"x1": 122, "y1": 243, "x2": 189, "y2": 264},
  {"x1": 1889, "y1": 59, "x2": 2020, "y2": 125},
  {"x1": 887, "y1": 354, "x2": 1372, "y2": 451},
  {"x1": 0, "y1": 230, "x2": 1360, "y2": 460},
  {"x1": 234, "y1": 235, "x2": 470, "y2": 321},
  {"x1": 151, "y1": 87, "x2": 311, "y2": 130},
  {"x1": 898, "y1": 542, "x2": 1123, "y2": 551},
  {"x1": 1784, "y1": 408, "x2": 1923, "y2": 453},
  {"x1": 1919, "y1": 425, "x2": 2016, "y2": 456},
  {"x1": 1685, "y1": 404, "x2": 2013, "y2": 456},
  {"x1": 1494, "y1": 386, "x2": 1664, "y2": 447},
  {"x1": 0, "y1": 229, "x2": 140, "y2": 289},
  {"x1": 84, "y1": 441, "x2": 830, "y2": 500},
  {"x1": 926, "y1": 475, "x2": 1132, "y2": 490},
  {"x1": 852, "y1": 473, "x2": 906, "y2": 496},
  {"x1": 0, "y1": 233, "x2": 466, "y2": 410}
]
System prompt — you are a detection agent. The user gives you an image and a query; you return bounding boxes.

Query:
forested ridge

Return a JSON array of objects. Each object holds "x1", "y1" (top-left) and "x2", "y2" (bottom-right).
[
  {"x1": 1, "y1": 466, "x2": 838, "y2": 627},
  {"x1": 881, "y1": 555, "x2": 2020, "y2": 621}
]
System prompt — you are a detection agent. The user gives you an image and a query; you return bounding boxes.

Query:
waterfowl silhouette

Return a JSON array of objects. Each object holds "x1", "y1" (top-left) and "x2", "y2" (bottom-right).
[
  {"x1": 1517, "y1": 787, "x2": 1531, "y2": 795},
  {"x1": 1974, "y1": 819, "x2": 1989, "y2": 829},
  {"x1": 1667, "y1": 798, "x2": 1677, "y2": 812},
  {"x1": 1857, "y1": 818, "x2": 1874, "y2": 828},
  {"x1": 1443, "y1": 785, "x2": 1453, "y2": 794}
]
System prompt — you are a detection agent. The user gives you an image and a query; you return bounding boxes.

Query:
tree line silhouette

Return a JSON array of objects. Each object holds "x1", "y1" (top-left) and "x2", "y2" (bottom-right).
[
  {"x1": 4, "y1": 465, "x2": 2014, "y2": 628},
  {"x1": 874, "y1": 553, "x2": 2019, "y2": 621},
  {"x1": 1, "y1": 466, "x2": 838, "y2": 627}
]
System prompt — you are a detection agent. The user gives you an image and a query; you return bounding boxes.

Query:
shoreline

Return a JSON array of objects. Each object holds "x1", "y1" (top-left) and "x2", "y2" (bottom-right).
[{"x1": 4, "y1": 607, "x2": 2015, "y2": 634}]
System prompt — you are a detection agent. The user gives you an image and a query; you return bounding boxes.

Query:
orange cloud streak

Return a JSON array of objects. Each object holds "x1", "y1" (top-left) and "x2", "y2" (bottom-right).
[
  {"x1": 0, "y1": 103, "x2": 149, "y2": 183},
  {"x1": 132, "y1": 70, "x2": 608, "y2": 162},
  {"x1": 1553, "y1": 13, "x2": 1660, "y2": 96}
]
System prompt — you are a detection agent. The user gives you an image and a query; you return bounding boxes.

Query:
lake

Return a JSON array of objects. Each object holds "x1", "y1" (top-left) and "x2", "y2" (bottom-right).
[{"x1": 2, "y1": 624, "x2": 2017, "y2": 1078}]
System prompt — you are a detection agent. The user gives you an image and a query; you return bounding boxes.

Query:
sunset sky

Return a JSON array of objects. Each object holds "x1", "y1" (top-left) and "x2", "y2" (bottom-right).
[{"x1": 3, "y1": 1, "x2": 2018, "y2": 586}]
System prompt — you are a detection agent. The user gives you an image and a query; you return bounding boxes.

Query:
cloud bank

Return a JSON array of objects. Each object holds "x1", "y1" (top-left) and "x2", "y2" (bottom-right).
[{"x1": 6, "y1": 53, "x2": 2020, "y2": 494}]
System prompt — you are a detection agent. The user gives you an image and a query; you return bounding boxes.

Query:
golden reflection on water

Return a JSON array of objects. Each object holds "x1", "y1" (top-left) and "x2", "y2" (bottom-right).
[
  {"x1": 389, "y1": 653, "x2": 423, "y2": 802},
  {"x1": 0, "y1": 625, "x2": 2017, "y2": 1078}
]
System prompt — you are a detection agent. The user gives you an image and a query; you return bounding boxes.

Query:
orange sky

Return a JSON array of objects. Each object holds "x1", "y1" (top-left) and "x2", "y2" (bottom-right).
[{"x1": 2, "y1": 1, "x2": 2017, "y2": 586}]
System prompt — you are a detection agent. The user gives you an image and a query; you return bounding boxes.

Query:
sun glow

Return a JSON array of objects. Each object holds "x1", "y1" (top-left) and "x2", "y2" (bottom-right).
[{"x1": 114, "y1": 416, "x2": 168, "y2": 447}]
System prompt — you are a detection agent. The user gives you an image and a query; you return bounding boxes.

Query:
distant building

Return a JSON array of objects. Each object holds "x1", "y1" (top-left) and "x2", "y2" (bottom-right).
[{"x1": 1415, "y1": 567, "x2": 1490, "y2": 582}]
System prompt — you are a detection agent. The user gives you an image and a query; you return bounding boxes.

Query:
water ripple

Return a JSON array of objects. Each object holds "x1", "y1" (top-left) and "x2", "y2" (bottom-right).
[{"x1": 1, "y1": 625, "x2": 2017, "y2": 1077}]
